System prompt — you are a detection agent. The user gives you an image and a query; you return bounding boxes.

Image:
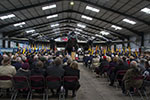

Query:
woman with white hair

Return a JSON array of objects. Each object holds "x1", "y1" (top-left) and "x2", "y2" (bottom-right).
[
  {"x1": 122, "y1": 61, "x2": 143, "y2": 94},
  {"x1": 12, "y1": 57, "x2": 22, "y2": 70}
]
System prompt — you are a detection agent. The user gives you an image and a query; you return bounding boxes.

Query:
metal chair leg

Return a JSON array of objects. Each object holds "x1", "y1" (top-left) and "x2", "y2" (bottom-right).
[
  {"x1": 26, "y1": 91, "x2": 31, "y2": 100},
  {"x1": 13, "y1": 91, "x2": 18, "y2": 100},
  {"x1": 137, "y1": 90, "x2": 144, "y2": 100},
  {"x1": 128, "y1": 91, "x2": 134, "y2": 100}
]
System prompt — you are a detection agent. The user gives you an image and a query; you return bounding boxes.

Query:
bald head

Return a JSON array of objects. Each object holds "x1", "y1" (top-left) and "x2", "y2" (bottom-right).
[{"x1": 130, "y1": 61, "x2": 137, "y2": 68}]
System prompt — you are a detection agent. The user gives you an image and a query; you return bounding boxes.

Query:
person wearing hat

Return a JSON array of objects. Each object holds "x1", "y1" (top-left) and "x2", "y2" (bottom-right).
[{"x1": 0, "y1": 56, "x2": 16, "y2": 89}]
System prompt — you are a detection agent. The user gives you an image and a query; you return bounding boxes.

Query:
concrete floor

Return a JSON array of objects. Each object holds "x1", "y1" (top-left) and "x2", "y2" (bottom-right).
[{"x1": 0, "y1": 63, "x2": 146, "y2": 100}]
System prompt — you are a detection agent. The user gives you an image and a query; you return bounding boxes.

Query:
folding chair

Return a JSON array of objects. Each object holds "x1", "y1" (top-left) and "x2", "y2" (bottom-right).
[
  {"x1": 128, "y1": 76, "x2": 144, "y2": 100},
  {"x1": 12, "y1": 76, "x2": 30, "y2": 100},
  {"x1": 29, "y1": 75, "x2": 45, "y2": 100},
  {"x1": 115, "y1": 70, "x2": 127, "y2": 89},
  {"x1": 0, "y1": 76, "x2": 13, "y2": 98},
  {"x1": 64, "y1": 76, "x2": 79, "y2": 99},
  {"x1": 46, "y1": 76, "x2": 62, "y2": 100}
]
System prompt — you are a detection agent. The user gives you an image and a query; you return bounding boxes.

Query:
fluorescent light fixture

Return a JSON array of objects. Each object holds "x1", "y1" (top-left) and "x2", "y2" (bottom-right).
[
  {"x1": 81, "y1": 15, "x2": 93, "y2": 20},
  {"x1": 75, "y1": 28, "x2": 83, "y2": 32},
  {"x1": 32, "y1": 33, "x2": 39, "y2": 36},
  {"x1": 26, "y1": 30, "x2": 35, "y2": 33},
  {"x1": 51, "y1": 23, "x2": 59, "y2": 27},
  {"x1": 100, "y1": 31, "x2": 110, "y2": 35},
  {"x1": 141, "y1": 7, "x2": 150, "y2": 14},
  {"x1": 13, "y1": 22, "x2": 26, "y2": 27},
  {"x1": 86, "y1": 6, "x2": 100, "y2": 13},
  {"x1": 122, "y1": 19, "x2": 136, "y2": 25},
  {"x1": 75, "y1": 31, "x2": 80, "y2": 34},
  {"x1": 111, "y1": 25, "x2": 122, "y2": 30},
  {"x1": 42, "y1": 4, "x2": 56, "y2": 10},
  {"x1": 77, "y1": 23, "x2": 86, "y2": 28},
  {"x1": 47, "y1": 14, "x2": 58, "y2": 19},
  {"x1": 0, "y1": 14, "x2": 16, "y2": 20},
  {"x1": 96, "y1": 34, "x2": 103, "y2": 37}
]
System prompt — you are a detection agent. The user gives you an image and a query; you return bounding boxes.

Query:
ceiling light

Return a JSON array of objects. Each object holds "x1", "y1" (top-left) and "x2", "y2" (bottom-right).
[
  {"x1": 86, "y1": 6, "x2": 100, "y2": 13},
  {"x1": 96, "y1": 34, "x2": 103, "y2": 37},
  {"x1": 26, "y1": 29, "x2": 35, "y2": 33},
  {"x1": 77, "y1": 23, "x2": 86, "y2": 28},
  {"x1": 0, "y1": 14, "x2": 16, "y2": 20},
  {"x1": 42, "y1": 4, "x2": 56, "y2": 10},
  {"x1": 32, "y1": 33, "x2": 39, "y2": 36},
  {"x1": 122, "y1": 19, "x2": 136, "y2": 25},
  {"x1": 141, "y1": 7, "x2": 150, "y2": 14},
  {"x1": 100, "y1": 31, "x2": 110, "y2": 35},
  {"x1": 13, "y1": 22, "x2": 26, "y2": 27},
  {"x1": 81, "y1": 15, "x2": 93, "y2": 20},
  {"x1": 75, "y1": 28, "x2": 83, "y2": 32},
  {"x1": 47, "y1": 14, "x2": 58, "y2": 19},
  {"x1": 111, "y1": 25, "x2": 122, "y2": 30},
  {"x1": 51, "y1": 23, "x2": 59, "y2": 27},
  {"x1": 75, "y1": 31, "x2": 80, "y2": 34},
  {"x1": 70, "y1": 1, "x2": 74, "y2": 6}
]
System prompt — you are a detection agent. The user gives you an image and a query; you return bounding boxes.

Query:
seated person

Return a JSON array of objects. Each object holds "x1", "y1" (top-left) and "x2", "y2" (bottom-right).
[
  {"x1": 14, "y1": 63, "x2": 30, "y2": 89},
  {"x1": 31, "y1": 60, "x2": 46, "y2": 92},
  {"x1": 122, "y1": 61, "x2": 143, "y2": 94},
  {"x1": 12, "y1": 57, "x2": 22, "y2": 70},
  {"x1": 46, "y1": 57, "x2": 65, "y2": 95},
  {"x1": 142, "y1": 61, "x2": 150, "y2": 87},
  {"x1": 0, "y1": 56, "x2": 16, "y2": 89},
  {"x1": 109, "y1": 59, "x2": 128, "y2": 86},
  {"x1": 64, "y1": 61, "x2": 80, "y2": 97}
]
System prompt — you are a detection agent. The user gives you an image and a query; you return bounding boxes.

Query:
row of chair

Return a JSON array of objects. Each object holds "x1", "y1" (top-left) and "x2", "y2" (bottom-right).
[
  {"x1": 84, "y1": 63, "x2": 150, "y2": 100},
  {"x1": 0, "y1": 75, "x2": 78, "y2": 100}
]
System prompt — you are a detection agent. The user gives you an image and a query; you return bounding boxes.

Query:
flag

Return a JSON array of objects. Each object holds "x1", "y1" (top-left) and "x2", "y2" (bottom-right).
[
  {"x1": 128, "y1": 47, "x2": 131, "y2": 56},
  {"x1": 103, "y1": 49, "x2": 106, "y2": 55},
  {"x1": 23, "y1": 48, "x2": 26, "y2": 54}
]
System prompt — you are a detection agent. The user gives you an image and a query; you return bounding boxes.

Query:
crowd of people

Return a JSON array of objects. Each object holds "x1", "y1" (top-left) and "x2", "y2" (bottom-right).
[
  {"x1": 90, "y1": 54, "x2": 150, "y2": 95},
  {"x1": 0, "y1": 52, "x2": 80, "y2": 98}
]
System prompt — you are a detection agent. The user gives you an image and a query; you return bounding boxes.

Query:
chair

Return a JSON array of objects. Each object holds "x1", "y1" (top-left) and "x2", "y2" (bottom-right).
[
  {"x1": 46, "y1": 76, "x2": 61, "y2": 100},
  {"x1": 12, "y1": 76, "x2": 30, "y2": 100},
  {"x1": 128, "y1": 76, "x2": 145, "y2": 100},
  {"x1": 115, "y1": 70, "x2": 127, "y2": 88},
  {"x1": 29, "y1": 75, "x2": 45, "y2": 100},
  {"x1": 63, "y1": 76, "x2": 79, "y2": 98},
  {"x1": 0, "y1": 76, "x2": 13, "y2": 98}
]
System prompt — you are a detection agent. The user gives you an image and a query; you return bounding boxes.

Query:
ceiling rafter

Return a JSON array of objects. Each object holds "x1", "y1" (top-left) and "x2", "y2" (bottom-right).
[
  {"x1": 7, "y1": 17, "x2": 127, "y2": 40},
  {"x1": 7, "y1": 18, "x2": 126, "y2": 40},
  {"x1": 43, "y1": 27, "x2": 107, "y2": 41},
  {"x1": 2, "y1": 10, "x2": 139, "y2": 37},
  {"x1": 0, "y1": 0, "x2": 149, "y2": 26}
]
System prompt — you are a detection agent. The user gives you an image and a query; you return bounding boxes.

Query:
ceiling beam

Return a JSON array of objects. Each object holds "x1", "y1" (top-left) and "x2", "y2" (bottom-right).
[
  {"x1": 77, "y1": 0, "x2": 150, "y2": 26},
  {"x1": 8, "y1": 18, "x2": 125, "y2": 40},
  {"x1": 0, "y1": 0, "x2": 149, "y2": 26},
  {"x1": 1, "y1": 10, "x2": 142, "y2": 36},
  {"x1": 41, "y1": 26, "x2": 109, "y2": 41}
]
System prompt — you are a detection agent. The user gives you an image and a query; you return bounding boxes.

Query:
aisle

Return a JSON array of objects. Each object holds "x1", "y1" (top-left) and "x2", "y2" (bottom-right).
[{"x1": 76, "y1": 63, "x2": 141, "y2": 100}]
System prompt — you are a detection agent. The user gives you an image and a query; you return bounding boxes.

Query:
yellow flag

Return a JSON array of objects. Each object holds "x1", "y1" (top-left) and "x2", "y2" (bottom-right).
[
  {"x1": 103, "y1": 49, "x2": 106, "y2": 55},
  {"x1": 23, "y1": 48, "x2": 26, "y2": 54},
  {"x1": 128, "y1": 47, "x2": 131, "y2": 56},
  {"x1": 42, "y1": 44, "x2": 44, "y2": 49},
  {"x1": 119, "y1": 48, "x2": 121, "y2": 53},
  {"x1": 88, "y1": 47, "x2": 91, "y2": 54},
  {"x1": 34, "y1": 44, "x2": 36, "y2": 50}
]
